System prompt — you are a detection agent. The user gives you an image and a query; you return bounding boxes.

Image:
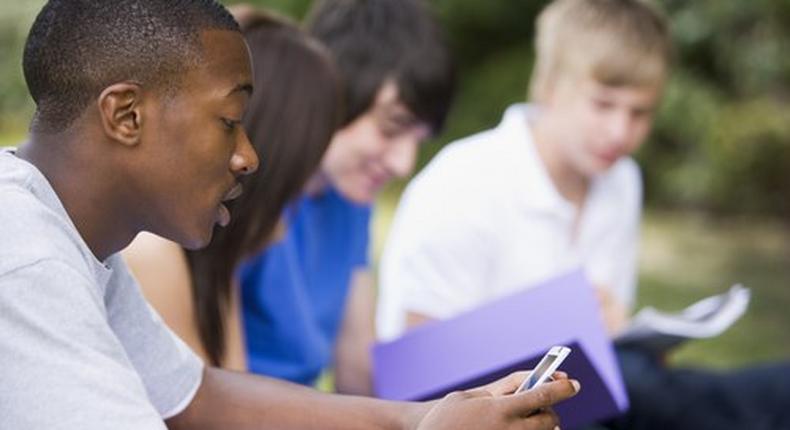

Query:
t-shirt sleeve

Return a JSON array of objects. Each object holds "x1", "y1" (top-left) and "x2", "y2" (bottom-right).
[
  {"x1": 104, "y1": 255, "x2": 204, "y2": 419},
  {"x1": 377, "y1": 162, "x2": 496, "y2": 340},
  {"x1": 0, "y1": 260, "x2": 168, "y2": 430},
  {"x1": 349, "y1": 204, "x2": 372, "y2": 268}
]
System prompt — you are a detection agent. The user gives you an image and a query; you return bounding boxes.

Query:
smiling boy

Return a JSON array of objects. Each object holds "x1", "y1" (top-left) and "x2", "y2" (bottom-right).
[{"x1": 239, "y1": 0, "x2": 456, "y2": 395}]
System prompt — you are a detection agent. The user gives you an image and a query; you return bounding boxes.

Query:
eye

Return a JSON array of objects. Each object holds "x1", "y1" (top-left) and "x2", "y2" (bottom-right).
[
  {"x1": 379, "y1": 122, "x2": 403, "y2": 138},
  {"x1": 593, "y1": 99, "x2": 614, "y2": 111},
  {"x1": 220, "y1": 117, "x2": 241, "y2": 131},
  {"x1": 631, "y1": 108, "x2": 653, "y2": 119}
]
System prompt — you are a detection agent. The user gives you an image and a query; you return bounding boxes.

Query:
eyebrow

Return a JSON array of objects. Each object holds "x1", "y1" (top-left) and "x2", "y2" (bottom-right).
[
  {"x1": 385, "y1": 109, "x2": 419, "y2": 127},
  {"x1": 227, "y1": 83, "x2": 253, "y2": 97}
]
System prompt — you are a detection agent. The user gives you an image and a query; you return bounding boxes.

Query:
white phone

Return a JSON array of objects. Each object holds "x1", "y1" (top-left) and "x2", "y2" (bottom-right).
[{"x1": 515, "y1": 346, "x2": 572, "y2": 393}]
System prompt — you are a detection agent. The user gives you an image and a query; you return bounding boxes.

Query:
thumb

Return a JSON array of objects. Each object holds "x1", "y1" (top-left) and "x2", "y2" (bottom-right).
[{"x1": 498, "y1": 378, "x2": 580, "y2": 417}]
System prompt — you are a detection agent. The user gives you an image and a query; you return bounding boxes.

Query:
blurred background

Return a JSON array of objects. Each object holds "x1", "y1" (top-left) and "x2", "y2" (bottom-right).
[{"x1": 2, "y1": 0, "x2": 788, "y2": 368}]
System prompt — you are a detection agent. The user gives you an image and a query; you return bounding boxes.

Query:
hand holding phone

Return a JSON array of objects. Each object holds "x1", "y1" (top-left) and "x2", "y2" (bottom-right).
[{"x1": 516, "y1": 346, "x2": 572, "y2": 393}]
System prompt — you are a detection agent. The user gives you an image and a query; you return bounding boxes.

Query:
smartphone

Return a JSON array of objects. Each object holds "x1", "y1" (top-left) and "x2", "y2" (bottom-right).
[{"x1": 515, "y1": 346, "x2": 572, "y2": 393}]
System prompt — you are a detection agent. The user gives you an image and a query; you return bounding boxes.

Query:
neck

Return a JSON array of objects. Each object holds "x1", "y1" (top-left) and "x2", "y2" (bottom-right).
[
  {"x1": 531, "y1": 116, "x2": 589, "y2": 208},
  {"x1": 303, "y1": 170, "x2": 330, "y2": 196},
  {"x1": 18, "y1": 132, "x2": 136, "y2": 261}
]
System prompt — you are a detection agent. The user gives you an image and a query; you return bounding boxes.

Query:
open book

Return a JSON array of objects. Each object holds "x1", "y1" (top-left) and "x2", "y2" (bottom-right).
[{"x1": 615, "y1": 284, "x2": 750, "y2": 354}]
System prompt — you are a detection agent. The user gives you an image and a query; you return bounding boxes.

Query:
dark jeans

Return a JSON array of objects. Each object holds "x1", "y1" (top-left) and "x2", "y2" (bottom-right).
[{"x1": 601, "y1": 348, "x2": 790, "y2": 430}]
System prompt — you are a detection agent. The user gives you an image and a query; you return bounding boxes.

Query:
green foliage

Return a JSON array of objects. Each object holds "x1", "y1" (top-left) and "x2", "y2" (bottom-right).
[
  {"x1": 638, "y1": 0, "x2": 790, "y2": 217},
  {"x1": 425, "y1": 0, "x2": 790, "y2": 219},
  {"x1": 0, "y1": 2, "x2": 41, "y2": 133}
]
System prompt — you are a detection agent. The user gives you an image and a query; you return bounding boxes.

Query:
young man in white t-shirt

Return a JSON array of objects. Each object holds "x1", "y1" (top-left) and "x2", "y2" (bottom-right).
[
  {"x1": 0, "y1": 1, "x2": 580, "y2": 429},
  {"x1": 378, "y1": 1, "x2": 790, "y2": 428}
]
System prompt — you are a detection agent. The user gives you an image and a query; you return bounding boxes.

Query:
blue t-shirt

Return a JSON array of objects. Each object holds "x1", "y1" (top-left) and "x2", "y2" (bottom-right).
[{"x1": 239, "y1": 188, "x2": 371, "y2": 385}]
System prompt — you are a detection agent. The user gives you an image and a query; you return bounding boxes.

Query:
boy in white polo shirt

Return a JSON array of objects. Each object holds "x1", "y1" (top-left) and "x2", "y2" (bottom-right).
[
  {"x1": 378, "y1": 0, "x2": 790, "y2": 428},
  {"x1": 378, "y1": 0, "x2": 665, "y2": 340}
]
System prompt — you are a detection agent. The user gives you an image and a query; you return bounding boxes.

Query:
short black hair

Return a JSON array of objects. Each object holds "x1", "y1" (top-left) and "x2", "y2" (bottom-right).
[
  {"x1": 23, "y1": 0, "x2": 240, "y2": 133},
  {"x1": 305, "y1": 0, "x2": 456, "y2": 134}
]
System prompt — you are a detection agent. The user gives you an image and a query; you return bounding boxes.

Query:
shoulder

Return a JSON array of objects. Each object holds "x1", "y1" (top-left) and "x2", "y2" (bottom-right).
[
  {"x1": 404, "y1": 125, "x2": 519, "y2": 212},
  {"x1": 595, "y1": 157, "x2": 643, "y2": 220},
  {"x1": 123, "y1": 232, "x2": 186, "y2": 268},
  {"x1": 290, "y1": 189, "x2": 371, "y2": 245},
  {"x1": 122, "y1": 233, "x2": 192, "y2": 302},
  {"x1": 424, "y1": 126, "x2": 509, "y2": 183},
  {"x1": 607, "y1": 157, "x2": 643, "y2": 203},
  {"x1": 0, "y1": 179, "x2": 90, "y2": 279}
]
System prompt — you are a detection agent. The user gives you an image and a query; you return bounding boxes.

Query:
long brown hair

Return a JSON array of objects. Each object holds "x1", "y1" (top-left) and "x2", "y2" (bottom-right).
[{"x1": 184, "y1": 7, "x2": 342, "y2": 366}]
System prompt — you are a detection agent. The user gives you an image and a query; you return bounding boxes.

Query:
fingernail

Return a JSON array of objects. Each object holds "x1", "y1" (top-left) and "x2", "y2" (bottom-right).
[
  {"x1": 554, "y1": 426, "x2": 561, "y2": 430},
  {"x1": 571, "y1": 379, "x2": 581, "y2": 393}
]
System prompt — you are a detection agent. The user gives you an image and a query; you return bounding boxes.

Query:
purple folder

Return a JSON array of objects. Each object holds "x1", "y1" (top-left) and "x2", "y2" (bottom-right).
[{"x1": 372, "y1": 269, "x2": 629, "y2": 429}]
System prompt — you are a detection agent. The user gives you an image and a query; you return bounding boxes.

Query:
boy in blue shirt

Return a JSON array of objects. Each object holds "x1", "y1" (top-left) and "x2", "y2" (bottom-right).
[{"x1": 239, "y1": 0, "x2": 456, "y2": 395}]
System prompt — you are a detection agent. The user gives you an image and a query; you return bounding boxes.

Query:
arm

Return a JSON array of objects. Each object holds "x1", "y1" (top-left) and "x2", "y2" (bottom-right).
[
  {"x1": 376, "y1": 164, "x2": 498, "y2": 340},
  {"x1": 406, "y1": 311, "x2": 435, "y2": 329},
  {"x1": 333, "y1": 268, "x2": 376, "y2": 395},
  {"x1": 223, "y1": 278, "x2": 249, "y2": 371},
  {"x1": 594, "y1": 285, "x2": 630, "y2": 336},
  {"x1": 167, "y1": 367, "x2": 580, "y2": 430},
  {"x1": 588, "y1": 160, "x2": 643, "y2": 337}
]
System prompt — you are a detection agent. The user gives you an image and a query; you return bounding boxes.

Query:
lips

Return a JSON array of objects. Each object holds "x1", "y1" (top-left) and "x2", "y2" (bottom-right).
[
  {"x1": 592, "y1": 149, "x2": 621, "y2": 166},
  {"x1": 216, "y1": 182, "x2": 243, "y2": 228},
  {"x1": 223, "y1": 182, "x2": 243, "y2": 202},
  {"x1": 365, "y1": 170, "x2": 390, "y2": 191}
]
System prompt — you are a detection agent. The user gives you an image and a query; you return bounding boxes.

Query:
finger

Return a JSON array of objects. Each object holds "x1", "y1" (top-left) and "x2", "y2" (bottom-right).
[
  {"x1": 480, "y1": 371, "x2": 530, "y2": 396},
  {"x1": 552, "y1": 371, "x2": 568, "y2": 380},
  {"x1": 499, "y1": 378, "x2": 580, "y2": 416},
  {"x1": 514, "y1": 407, "x2": 560, "y2": 430},
  {"x1": 444, "y1": 388, "x2": 493, "y2": 402}
]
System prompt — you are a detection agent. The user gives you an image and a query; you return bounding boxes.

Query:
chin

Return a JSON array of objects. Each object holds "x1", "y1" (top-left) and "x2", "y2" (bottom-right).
[
  {"x1": 179, "y1": 224, "x2": 216, "y2": 250},
  {"x1": 583, "y1": 157, "x2": 616, "y2": 176},
  {"x1": 336, "y1": 182, "x2": 377, "y2": 205},
  {"x1": 352, "y1": 188, "x2": 378, "y2": 205}
]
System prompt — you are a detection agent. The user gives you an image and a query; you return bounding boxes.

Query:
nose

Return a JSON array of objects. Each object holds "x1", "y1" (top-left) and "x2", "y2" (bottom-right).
[
  {"x1": 231, "y1": 130, "x2": 259, "y2": 176},
  {"x1": 606, "y1": 110, "x2": 633, "y2": 148},
  {"x1": 383, "y1": 137, "x2": 419, "y2": 179}
]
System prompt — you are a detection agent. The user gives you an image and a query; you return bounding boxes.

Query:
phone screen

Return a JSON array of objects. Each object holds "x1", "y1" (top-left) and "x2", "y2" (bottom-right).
[
  {"x1": 523, "y1": 353, "x2": 558, "y2": 390},
  {"x1": 515, "y1": 346, "x2": 571, "y2": 394}
]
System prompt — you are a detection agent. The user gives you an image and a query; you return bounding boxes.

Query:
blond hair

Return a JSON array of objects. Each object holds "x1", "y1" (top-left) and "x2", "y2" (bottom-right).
[{"x1": 529, "y1": 0, "x2": 671, "y2": 102}]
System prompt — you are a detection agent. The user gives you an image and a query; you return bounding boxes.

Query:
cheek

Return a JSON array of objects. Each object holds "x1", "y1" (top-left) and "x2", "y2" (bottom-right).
[
  {"x1": 628, "y1": 121, "x2": 653, "y2": 151},
  {"x1": 328, "y1": 131, "x2": 376, "y2": 169}
]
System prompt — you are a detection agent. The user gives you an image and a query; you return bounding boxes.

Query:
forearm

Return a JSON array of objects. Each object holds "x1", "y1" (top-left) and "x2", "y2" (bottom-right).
[
  {"x1": 334, "y1": 270, "x2": 376, "y2": 395},
  {"x1": 594, "y1": 284, "x2": 630, "y2": 336},
  {"x1": 334, "y1": 351, "x2": 373, "y2": 395},
  {"x1": 168, "y1": 367, "x2": 428, "y2": 430}
]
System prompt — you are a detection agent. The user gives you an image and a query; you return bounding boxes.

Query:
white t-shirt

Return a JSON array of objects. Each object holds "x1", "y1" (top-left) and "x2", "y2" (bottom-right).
[
  {"x1": 0, "y1": 150, "x2": 203, "y2": 429},
  {"x1": 377, "y1": 104, "x2": 642, "y2": 340}
]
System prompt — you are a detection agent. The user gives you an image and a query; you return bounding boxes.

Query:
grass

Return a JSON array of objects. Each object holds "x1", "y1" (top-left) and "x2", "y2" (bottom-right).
[
  {"x1": 637, "y1": 210, "x2": 790, "y2": 368},
  {"x1": 372, "y1": 186, "x2": 790, "y2": 370}
]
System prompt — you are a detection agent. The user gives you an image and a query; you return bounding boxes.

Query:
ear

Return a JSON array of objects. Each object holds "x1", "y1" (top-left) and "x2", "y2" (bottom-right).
[{"x1": 97, "y1": 82, "x2": 144, "y2": 147}]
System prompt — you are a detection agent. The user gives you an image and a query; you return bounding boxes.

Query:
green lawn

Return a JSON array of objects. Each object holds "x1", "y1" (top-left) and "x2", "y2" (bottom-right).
[
  {"x1": 638, "y1": 211, "x2": 790, "y2": 368},
  {"x1": 372, "y1": 187, "x2": 790, "y2": 370}
]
